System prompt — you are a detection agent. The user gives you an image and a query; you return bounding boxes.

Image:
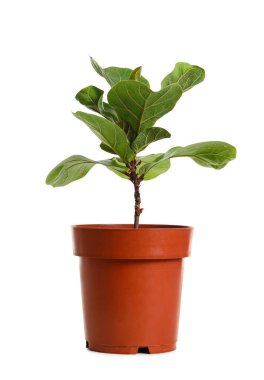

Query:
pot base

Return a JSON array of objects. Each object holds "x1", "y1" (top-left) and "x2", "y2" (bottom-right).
[{"x1": 86, "y1": 341, "x2": 176, "y2": 354}]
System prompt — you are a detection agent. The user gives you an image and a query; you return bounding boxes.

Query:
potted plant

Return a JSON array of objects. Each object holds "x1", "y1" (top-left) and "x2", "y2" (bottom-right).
[{"x1": 46, "y1": 57, "x2": 236, "y2": 354}]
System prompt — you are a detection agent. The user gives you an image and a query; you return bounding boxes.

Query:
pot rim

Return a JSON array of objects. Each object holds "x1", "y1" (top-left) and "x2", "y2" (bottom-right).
[
  {"x1": 72, "y1": 224, "x2": 193, "y2": 259},
  {"x1": 72, "y1": 224, "x2": 193, "y2": 231}
]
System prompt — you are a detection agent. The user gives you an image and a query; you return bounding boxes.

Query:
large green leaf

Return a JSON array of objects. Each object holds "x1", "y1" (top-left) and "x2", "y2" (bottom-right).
[
  {"x1": 46, "y1": 155, "x2": 130, "y2": 187},
  {"x1": 166, "y1": 141, "x2": 236, "y2": 169},
  {"x1": 139, "y1": 141, "x2": 236, "y2": 177},
  {"x1": 73, "y1": 112, "x2": 135, "y2": 163},
  {"x1": 161, "y1": 62, "x2": 205, "y2": 92},
  {"x1": 138, "y1": 154, "x2": 171, "y2": 180},
  {"x1": 46, "y1": 155, "x2": 96, "y2": 187},
  {"x1": 131, "y1": 127, "x2": 171, "y2": 153},
  {"x1": 108, "y1": 81, "x2": 182, "y2": 132},
  {"x1": 90, "y1": 57, "x2": 150, "y2": 87}
]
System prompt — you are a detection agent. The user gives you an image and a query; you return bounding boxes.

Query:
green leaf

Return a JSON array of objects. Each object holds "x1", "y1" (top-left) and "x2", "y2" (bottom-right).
[
  {"x1": 73, "y1": 112, "x2": 135, "y2": 163},
  {"x1": 165, "y1": 141, "x2": 236, "y2": 169},
  {"x1": 90, "y1": 57, "x2": 150, "y2": 87},
  {"x1": 46, "y1": 155, "x2": 96, "y2": 187},
  {"x1": 129, "y1": 66, "x2": 142, "y2": 81},
  {"x1": 138, "y1": 154, "x2": 171, "y2": 180},
  {"x1": 90, "y1": 57, "x2": 104, "y2": 76},
  {"x1": 161, "y1": 62, "x2": 205, "y2": 92},
  {"x1": 144, "y1": 160, "x2": 171, "y2": 180},
  {"x1": 100, "y1": 142, "x2": 116, "y2": 154},
  {"x1": 46, "y1": 155, "x2": 130, "y2": 187},
  {"x1": 97, "y1": 95, "x2": 119, "y2": 123},
  {"x1": 131, "y1": 127, "x2": 171, "y2": 153},
  {"x1": 100, "y1": 157, "x2": 128, "y2": 179},
  {"x1": 139, "y1": 141, "x2": 236, "y2": 177},
  {"x1": 75, "y1": 86, "x2": 118, "y2": 122},
  {"x1": 75, "y1": 85, "x2": 103, "y2": 111},
  {"x1": 120, "y1": 121, "x2": 137, "y2": 143},
  {"x1": 108, "y1": 81, "x2": 182, "y2": 132}
]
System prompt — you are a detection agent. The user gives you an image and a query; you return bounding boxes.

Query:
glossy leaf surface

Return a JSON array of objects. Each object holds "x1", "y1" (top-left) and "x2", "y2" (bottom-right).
[
  {"x1": 161, "y1": 62, "x2": 205, "y2": 92},
  {"x1": 108, "y1": 81, "x2": 182, "y2": 132},
  {"x1": 73, "y1": 112, "x2": 135, "y2": 163}
]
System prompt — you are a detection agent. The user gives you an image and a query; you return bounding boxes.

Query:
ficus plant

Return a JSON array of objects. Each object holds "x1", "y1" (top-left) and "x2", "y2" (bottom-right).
[{"x1": 46, "y1": 58, "x2": 236, "y2": 228}]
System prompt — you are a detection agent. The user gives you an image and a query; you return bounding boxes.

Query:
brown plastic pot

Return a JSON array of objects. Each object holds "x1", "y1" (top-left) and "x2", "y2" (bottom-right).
[{"x1": 72, "y1": 224, "x2": 193, "y2": 354}]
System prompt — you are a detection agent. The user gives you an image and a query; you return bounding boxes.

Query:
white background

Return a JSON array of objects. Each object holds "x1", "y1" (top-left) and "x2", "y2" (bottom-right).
[{"x1": 1, "y1": 0, "x2": 263, "y2": 378}]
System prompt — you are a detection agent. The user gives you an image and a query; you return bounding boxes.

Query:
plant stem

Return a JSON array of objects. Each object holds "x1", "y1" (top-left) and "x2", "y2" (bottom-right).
[
  {"x1": 127, "y1": 159, "x2": 143, "y2": 229},
  {"x1": 133, "y1": 176, "x2": 141, "y2": 229}
]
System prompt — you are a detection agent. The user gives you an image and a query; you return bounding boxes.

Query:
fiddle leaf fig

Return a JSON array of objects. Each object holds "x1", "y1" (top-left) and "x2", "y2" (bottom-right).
[
  {"x1": 46, "y1": 155, "x2": 129, "y2": 187},
  {"x1": 90, "y1": 57, "x2": 150, "y2": 87},
  {"x1": 46, "y1": 155, "x2": 96, "y2": 187},
  {"x1": 131, "y1": 127, "x2": 171, "y2": 153},
  {"x1": 108, "y1": 81, "x2": 182, "y2": 132},
  {"x1": 161, "y1": 62, "x2": 205, "y2": 92},
  {"x1": 165, "y1": 141, "x2": 236, "y2": 169},
  {"x1": 139, "y1": 141, "x2": 236, "y2": 177},
  {"x1": 46, "y1": 58, "x2": 236, "y2": 229},
  {"x1": 73, "y1": 112, "x2": 135, "y2": 163}
]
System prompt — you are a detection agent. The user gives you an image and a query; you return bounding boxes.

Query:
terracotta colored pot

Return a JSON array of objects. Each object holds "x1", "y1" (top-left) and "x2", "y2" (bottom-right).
[{"x1": 72, "y1": 224, "x2": 193, "y2": 354}]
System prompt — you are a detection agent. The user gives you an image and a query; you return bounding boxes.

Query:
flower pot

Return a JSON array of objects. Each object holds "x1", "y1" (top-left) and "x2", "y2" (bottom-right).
[{"x1": 72, "y1": 224, "x2": 193, "y2": 354}]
